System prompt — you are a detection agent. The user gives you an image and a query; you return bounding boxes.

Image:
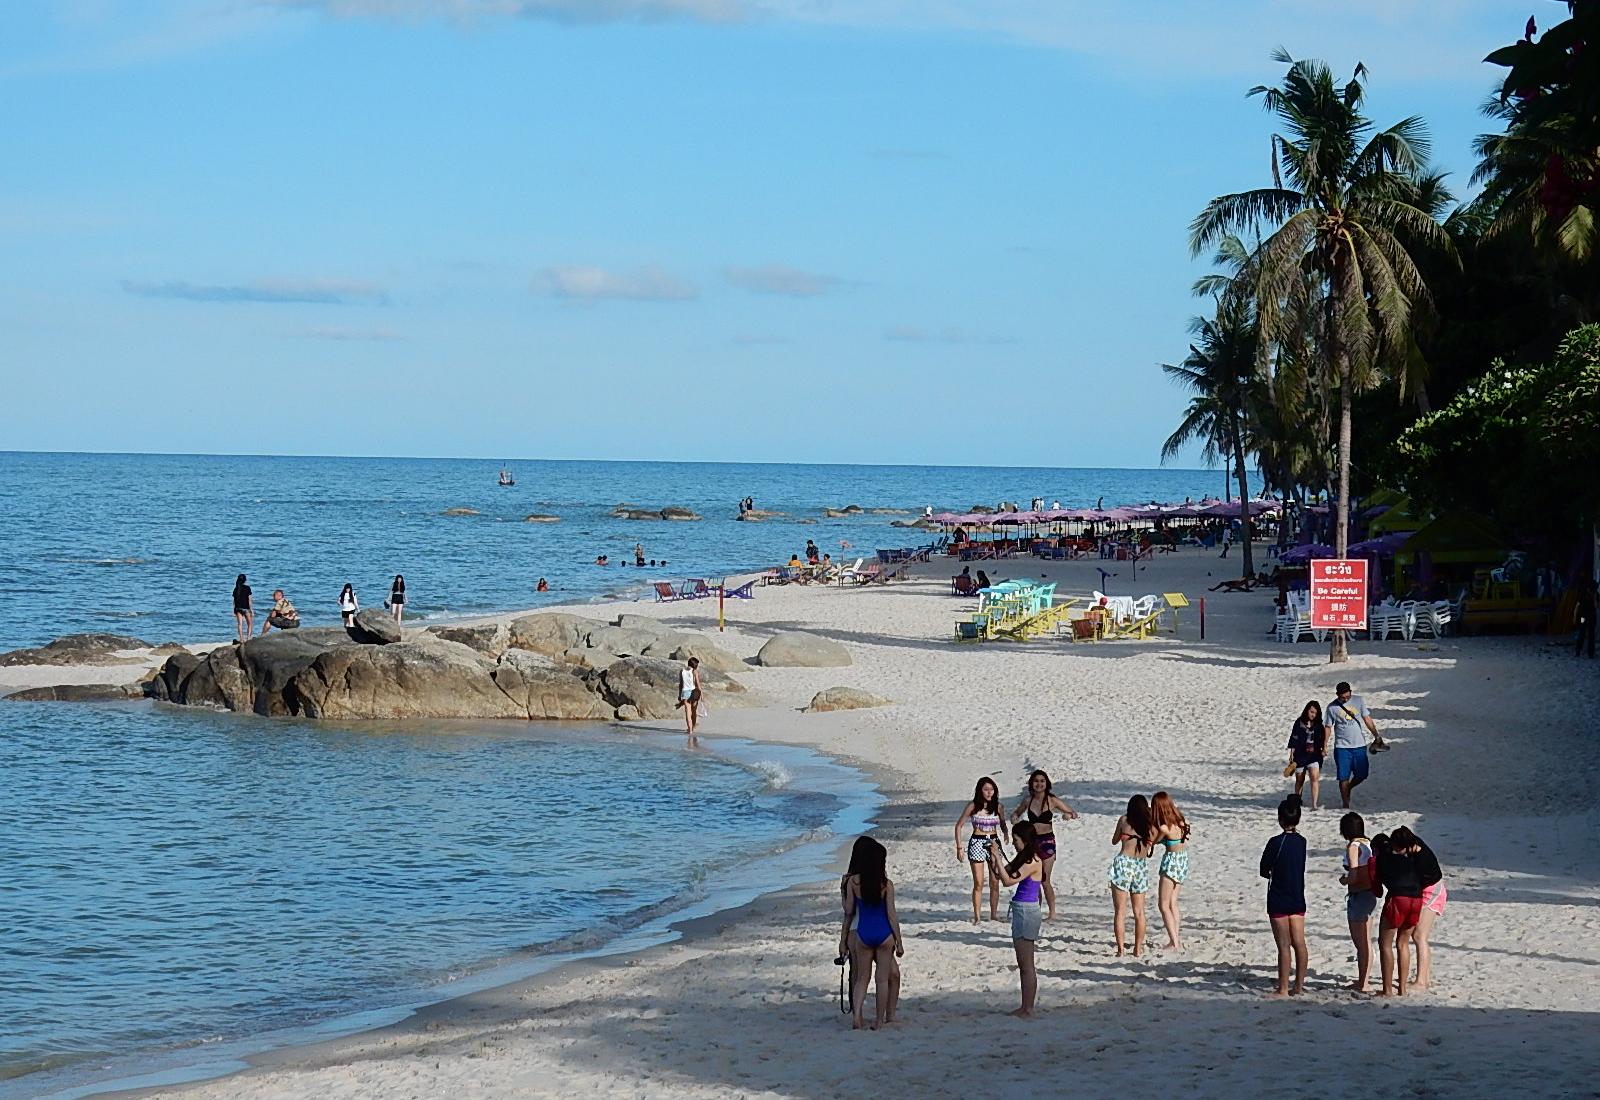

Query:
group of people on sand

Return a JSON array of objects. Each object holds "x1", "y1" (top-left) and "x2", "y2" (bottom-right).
[
  {"x1": 836, "y1": 685, "x2": 1446, "y2": 1025},
  {"x1": 1284, "y1": 681, "x2": 1388, "y2": 811},
  {"x1": 229, "y1": 573, "x2": 406, "y2": 642}
]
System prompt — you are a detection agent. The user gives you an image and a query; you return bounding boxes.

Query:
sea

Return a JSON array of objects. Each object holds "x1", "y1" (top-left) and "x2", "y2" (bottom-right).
[{"x1": 0, "y1": 452, "x2": 1220, "y2": 1097}]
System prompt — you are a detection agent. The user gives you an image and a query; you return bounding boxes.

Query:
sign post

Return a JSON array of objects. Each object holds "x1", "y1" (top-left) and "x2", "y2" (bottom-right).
[{"x1": 1310, "y1": 559, "x2": 1369, "y2": 633}]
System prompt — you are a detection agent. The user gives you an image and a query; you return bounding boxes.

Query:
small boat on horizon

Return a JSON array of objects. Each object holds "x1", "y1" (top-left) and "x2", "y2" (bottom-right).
[{"x1": 497, "y1": 468, "x2": 515, "y2": 487}]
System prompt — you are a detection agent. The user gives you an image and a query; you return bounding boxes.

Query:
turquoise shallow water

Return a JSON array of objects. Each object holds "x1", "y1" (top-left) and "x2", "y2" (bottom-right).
[{"x1": 0, "y1": 453, "x2": 1215, "y2": 1096}]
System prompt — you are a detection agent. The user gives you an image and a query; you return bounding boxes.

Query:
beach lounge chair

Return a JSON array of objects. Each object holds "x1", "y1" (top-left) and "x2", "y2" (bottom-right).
[
  {"x1": 653, "y1": 582, "x2": 682, "y2": 602},
  {"x1": 722, "y1": 579, "x2": 757, "y2": 600},
  {"x1": 685, "y1": 578, "x2": 713, "y2": 599},
  {"x1": 836, "y1": 558, "x2": 866, "y2": 585},
  {"x1": 952, "y1": 575, "x2": 978, "y2": 597}
]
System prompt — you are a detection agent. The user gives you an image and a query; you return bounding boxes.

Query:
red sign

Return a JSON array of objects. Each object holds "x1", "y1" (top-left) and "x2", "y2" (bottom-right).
[{"x1": 1310, "y1": 559, "x2": 1369, "y2": 631}]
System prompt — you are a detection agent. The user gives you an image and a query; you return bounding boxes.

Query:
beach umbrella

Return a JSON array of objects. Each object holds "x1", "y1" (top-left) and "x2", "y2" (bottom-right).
[
  {"x1": 1280, "y1": 542, "x2": 1334, "y2": 563},
  {"x1": 1348, "y1": 531, "x2": 1412, "y2": 557}
]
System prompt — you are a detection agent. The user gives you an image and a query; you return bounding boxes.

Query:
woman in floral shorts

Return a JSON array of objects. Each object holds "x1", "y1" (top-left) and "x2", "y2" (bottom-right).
[{"x1": 1108, "y1": 795, "x2": 1156, "y2": 956}]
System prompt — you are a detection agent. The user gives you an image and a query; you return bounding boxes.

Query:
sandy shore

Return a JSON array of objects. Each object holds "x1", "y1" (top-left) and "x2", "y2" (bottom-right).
[{"x1": 15, "y1": 547, "x2": 1600, "y2": 1097}]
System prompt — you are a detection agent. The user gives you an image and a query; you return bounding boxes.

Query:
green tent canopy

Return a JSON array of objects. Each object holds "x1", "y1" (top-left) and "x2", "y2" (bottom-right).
[{"x1": 1367, "y1": 496, "x2": 1429, "y2": 535}]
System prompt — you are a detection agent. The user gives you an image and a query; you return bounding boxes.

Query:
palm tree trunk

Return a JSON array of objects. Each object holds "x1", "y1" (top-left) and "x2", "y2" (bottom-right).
[
  {"x1": 1232, "y1": 425, "x2": 1254, "y2": 579},
  {"x1": 1331, "y1": 357, "x2": 1353, "y2": 664}
]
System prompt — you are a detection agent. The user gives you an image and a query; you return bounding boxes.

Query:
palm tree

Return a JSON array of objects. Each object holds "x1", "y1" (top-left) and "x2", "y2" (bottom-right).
[
  {"x1": 1190, "y1": 50, "x2": 1454, "y2": 661},
  {"x1": 1160, "y1": 298, "x2": 1260, "y2": 578}
]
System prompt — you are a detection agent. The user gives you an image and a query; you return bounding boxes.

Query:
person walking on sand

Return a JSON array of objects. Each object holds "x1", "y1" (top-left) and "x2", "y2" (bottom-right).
[
  {"x1": 232, "y1": 574, "x2": 254, "y2": 643},
  {"x1": 1108, "y1": 795, "x2": 1156, "y2": 957},
  {"x1": 1286, "y1": 700, "x2": 1326, "y2": 809},
  {"x1": 1261, "y1": 794, "x2": 1308, "y2": 996},
  {"x1": 1325, "y1": 681, "x2": 1386, "y2": 810},
  {"x1": 1339, "y1": 812, "x2": 1380, "y2": 992},
  {"x1": 388, "y1": 575, "x2": 405, "y2": 623},
  {"x1": 954, "y1": 777, "x2": 1009, "y2": 924},
  {"x1": 677, "y1": 657, "x2": 702, "y2": 744},
  {"x1": 1009, "y1": 770, "x2": 1078, "y2": 921},
  {"x1": 1374, "y1": 826, "x2": 1442, "y2": 997},
  {"x1": 1576, "y1": 578, "x2": 1597, "y2": 658},
  {"x1": 260, "y1": 589, "x2": 299, "y2": 634},
  {"x1": 838, "y1": 837, "x2": 903, "y2": 1030},
  {"x1": 1151, "y1": 791, "x2": 1191, "y2": 952},
  {"x1": 338, "y1": 583, "x2": 359, "y2": 628},
  {"x1": 987, "y1": 821, "x2": 1044, "y2": 1018}
]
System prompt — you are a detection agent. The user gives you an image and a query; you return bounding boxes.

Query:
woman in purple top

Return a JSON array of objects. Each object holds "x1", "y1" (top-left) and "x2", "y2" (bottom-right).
[{"x1": 988, "y1": 821, "x2": 1044, "y2": 1017}]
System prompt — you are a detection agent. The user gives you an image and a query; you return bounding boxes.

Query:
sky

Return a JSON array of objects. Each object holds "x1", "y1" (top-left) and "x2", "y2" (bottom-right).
[{"x1": 0, "y1": 0, "x2": 1526, "y2": 467}]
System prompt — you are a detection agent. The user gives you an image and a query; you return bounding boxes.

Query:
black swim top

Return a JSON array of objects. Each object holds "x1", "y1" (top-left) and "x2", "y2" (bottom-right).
[{"x1": 1026, "y1": 798, "x2": 1053, "y2": 824}]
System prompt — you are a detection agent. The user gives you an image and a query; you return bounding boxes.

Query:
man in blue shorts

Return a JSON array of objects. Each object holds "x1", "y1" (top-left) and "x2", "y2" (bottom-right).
[{"x1": 1324, "y1": 681, "x2": 1387, "y2": 809}]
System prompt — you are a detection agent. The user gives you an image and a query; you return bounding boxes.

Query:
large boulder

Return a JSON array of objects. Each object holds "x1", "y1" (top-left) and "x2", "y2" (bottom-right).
[
  {"x1": 286, "y1": 637, "x2": 523, "y2": 720},
  {"x1": 349, "y1": 608, "x2": 402, "y2": 645},
  {"x1": 660, "y1": 506, "x2": 702, "y2": 521},
  {"x1": 655, "y1": 635, "x2": 743, "y2": 676},
  {"x1": 176, "y1": 645, "x2": 256, "y2": 712},
  {"x1": 491, "y1": 651, "x2": 613, "y2": 720},
  {"x1": 560, "y1": 646, "x2": 621, "y2": 672},
  {"x1": 442, "y1": 507, "x2": 480, "y2": 516},
  {"x1": 594, "y1": 656, "x2": 745, "y2": 720},
  {"x1": 426, "y1": 623, "x2": 510, "y2": 659},
  {"x1": 148, "y1": 650, "x2": 201, "y2": 701},
  {"x1": 735, "y1": 510, "x2": 784, "y2": 522},
  {"x1": 612, "y1": 508, "x2": 664, "y2": 521},
  {"x1": 508, "y1": 612, "x2": 606, "y2": 658},
  {"x1": 5, "y1": 682, "x2": 142, "y2": 702},
  {"x1": 523, "y1": 513, "x2": 561, "y2": 523},
  {"x1": 0, "y1": 633, "x2": 154, "y2": 667},
  {"x1": 755, "y1": 632, "x2": 852, "y2": 668},
  {"x1": 614, "y1": 615, "x2": 672, "y2": 636},
  {"x1": 585, "y1": 625, "x2": 661, "y2": 657},
  {"x1": 806, "y1": 687, "x2": 891, "y2": 713}
]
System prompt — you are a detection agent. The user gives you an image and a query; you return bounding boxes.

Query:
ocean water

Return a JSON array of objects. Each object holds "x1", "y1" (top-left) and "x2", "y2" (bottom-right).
[
  {"x1": 0, "y1": 452, "x2": 1216, "y2": 1096},
  {"x1": 0, "y1": 452, "x2": 1220, "y2": 651}
]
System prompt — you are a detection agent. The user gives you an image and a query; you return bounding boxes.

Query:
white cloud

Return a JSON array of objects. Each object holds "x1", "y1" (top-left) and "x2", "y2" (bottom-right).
[
  {"x1": 885, "y1": 324, "x2": 1015, "y2": 345},
  {"x1": 724, "y1": 263, "x2": 845, "y2": 297},
  {"x1": 532, "y1": 265, "x2": 698, "y2": 302},
  {"x1": 122, "y1": 277, "x2": 390, "y2": 305},
  {"x1": 264, "y1": 0, "x2": 749, "y2": 24}
]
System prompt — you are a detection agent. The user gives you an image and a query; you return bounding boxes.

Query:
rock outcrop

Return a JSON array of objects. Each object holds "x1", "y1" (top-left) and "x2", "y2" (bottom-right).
[
  {"x1": 442, "y1": 507, "x2": 481, "y2": 516},
  {"x1": 806, "y1": 686, "x2": 891, "y2": 712},
  {"x1": 660, "y1": 506, "x2": 702, "y2": 521},
  {"x1": 5, "y1": 682, "x2": 143, "y2": 702},
  {"x1": 508, "y1": 612, "x2": 602, "y2": 658},
  {"x1": 610, "y1": 505, "x2": 703, "y2": 521},
  {"x1": 349, "y1": 608, "x2": 402, "y2": 645},
  {"x1": 425, "y1": 623, "x2": 510, "y2": 658},
  {"x1": 595, "y1": 656, "x2": 745, "y2": 720},
  {"x1": 0, "y1": 633, "x2": 160, "y2": 666},
  {"x1": 523, "y1": 513, "x2": 561, "y2": 523},
  {"x1": 756, "y1": 632, "x2": 852, "y2": 667},
  {"x1": 735, "y1": 510, "x2": 785, "y2": 522}
]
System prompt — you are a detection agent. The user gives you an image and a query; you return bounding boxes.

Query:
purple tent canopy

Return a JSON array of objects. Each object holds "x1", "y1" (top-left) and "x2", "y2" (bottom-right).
[
  {"x1": 1348, "y1": 531, "x2": 1411, "y2": 557},
  {"x1": 1281, "y1": 542, "x2": 1334, "y2": 562},
  {"x1": 929, "y1": 512, "x2": 963, "y2": 524}
]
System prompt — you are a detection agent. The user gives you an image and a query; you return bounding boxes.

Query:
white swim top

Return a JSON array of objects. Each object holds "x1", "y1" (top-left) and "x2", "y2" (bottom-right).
[{"x1": 1343, "y1": 839, "x2": 1373, "y2": 872}]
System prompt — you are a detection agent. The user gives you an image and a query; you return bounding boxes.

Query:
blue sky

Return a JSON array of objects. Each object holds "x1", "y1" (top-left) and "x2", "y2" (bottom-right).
[{"x1": 1, "y1": 0, "x2": 1522, "y2": 467}]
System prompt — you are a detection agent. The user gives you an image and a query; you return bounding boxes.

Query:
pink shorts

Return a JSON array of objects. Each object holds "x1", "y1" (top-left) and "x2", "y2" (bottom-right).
[{"x1": 1421, "y1": 880, "x2": 1447, "y2": 917}]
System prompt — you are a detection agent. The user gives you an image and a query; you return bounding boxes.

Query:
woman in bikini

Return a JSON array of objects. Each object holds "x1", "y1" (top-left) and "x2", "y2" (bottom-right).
[
  {"x1": 1150, "y1": 791, "x2": 1191, "y2": 951},
  {"x1": 987, "y1": 821, "x2": 1044, "y2": 1018},
  {"x1": 1108, "y1": 794, "x2": 1156, "y2": 956},
  {"x1": 1009, "y1": 769, "x2": 1078, "y2": 921},
  {"x1": 954, "y1": 776, "x2": 1009, "y2": 924},
  {"x1": 838, "y1": 836, "x2": 903, "y2": 1029}
]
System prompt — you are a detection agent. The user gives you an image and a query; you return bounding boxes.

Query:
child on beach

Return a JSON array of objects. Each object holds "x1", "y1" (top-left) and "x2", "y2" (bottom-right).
[
  {"x1": 954, "y1": 777, "x2": 1009, "y2": 923},
  {"x1": 1286, "y1": 700, "x2": 1325, "y2": 809},
  {"x1": 838, "y1": 837, "x2": 903, "y2": 1030},
  {"x1": 1151, "y1": 791, "x2": 1190, "y2": 951},
  {"x1": 988, "y1": 821, "x2": 1044, "y2": 1018},
  {"x1": 1260, "y1": 794, "x2": 1307, "y2": 996},
  {"x1": 1338, "y1": 812, "x2": 1379, "y2": 992},
  {"x1": 1108, "y1": 795, "x2": 1156, "y2": 956}
]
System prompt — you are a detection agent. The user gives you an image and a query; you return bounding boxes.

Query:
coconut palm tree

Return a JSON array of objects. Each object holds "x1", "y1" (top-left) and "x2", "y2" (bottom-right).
[
  {"x1": 1190, "y1": 50, "x2": 1454, "y2": 661},
  {"x1": 1161, "y1": 298, "x2": 1260, "y2": 578}
]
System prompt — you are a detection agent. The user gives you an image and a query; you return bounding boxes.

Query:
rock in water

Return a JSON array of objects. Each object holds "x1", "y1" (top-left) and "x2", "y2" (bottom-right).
[
  {"x1": 5, "y1": 683, "x2": 142, "y2": 702},
  {"x1": 349, "y1": 608, "x2": 402, "y2": 645},
  {"x1": 523, "y1": 513, "x2": 561, "y2": 523},
  {"x1": 755, "y1": 632, "x2": 852, "y2": 668},
  {"x1": 442, "y1": 507, "x2": 481, "y2": 516},
  {"x1": 492, "y1": 651, "x2": 612, "y2": 720},
  {"x1": 806, "y1": 687, "x2": 891, "y2": 712},
  {"x1": 288, "y1": 638, "x2": 524, "y2": 720},
  {"x1": 594, "y1": 656, "x2": 745, "y2": 719},
  {"x1": 0, "y1": 633, "x2": 155, "y2": 666},
  {"x1": 659, "y1": 506, "x2": 702, "y2": 521}
]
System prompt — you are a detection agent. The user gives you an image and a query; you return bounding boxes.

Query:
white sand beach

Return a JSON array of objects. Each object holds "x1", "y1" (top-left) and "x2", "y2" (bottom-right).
[{"x1": 16, "y1": 548, "x2": 1599, "y2": 1097}]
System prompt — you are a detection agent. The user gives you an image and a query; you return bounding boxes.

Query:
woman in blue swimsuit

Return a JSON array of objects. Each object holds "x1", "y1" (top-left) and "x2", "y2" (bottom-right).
[{"x1": 839, "y1": 837, "x2": 904, "y2": 1029}]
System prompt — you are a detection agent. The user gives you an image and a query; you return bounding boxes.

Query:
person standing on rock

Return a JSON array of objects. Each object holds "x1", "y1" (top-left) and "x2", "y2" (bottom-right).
[
  {"x1": 389, "y1": 575, "x2": 405, "y2": 624},
  {"x1": 677, "y1": 656, "x2": 703, "y2": 744},
  {"x1": 232, "y1": 574, "x2": 254, "y2": 644},
  {"x1": 338, "y1": 583, "x2": 359, "y2": 628}
]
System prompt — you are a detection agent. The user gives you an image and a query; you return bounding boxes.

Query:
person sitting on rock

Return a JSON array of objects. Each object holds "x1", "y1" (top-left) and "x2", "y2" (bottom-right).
[{"x1": 261, "y1": 589, "x2": 300, "y2": 633}]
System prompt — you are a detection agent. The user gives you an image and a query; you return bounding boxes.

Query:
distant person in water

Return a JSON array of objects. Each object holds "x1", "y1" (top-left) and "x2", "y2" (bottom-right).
[
  {"x1": 388, "y1": 574, "x2": 405, "y2": 623},
  {"x1": 232, "y1": 574, "x2": 253, "y2": 643},
  {"x1": 634, "y1": 543, "x2": 646, "y2": 567},
  {"x1": 260, "y1": 589, "x2": 299, "y2": 633},
  {"x1": 595, "y1": 554, "x2": 608, "y2": 566},
  {"x1": 338, "y1": 583, "x2": 359, "y2": 627},
  {"x1": 677, "y1": 656, "x2": 702, "y2": 744}
]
